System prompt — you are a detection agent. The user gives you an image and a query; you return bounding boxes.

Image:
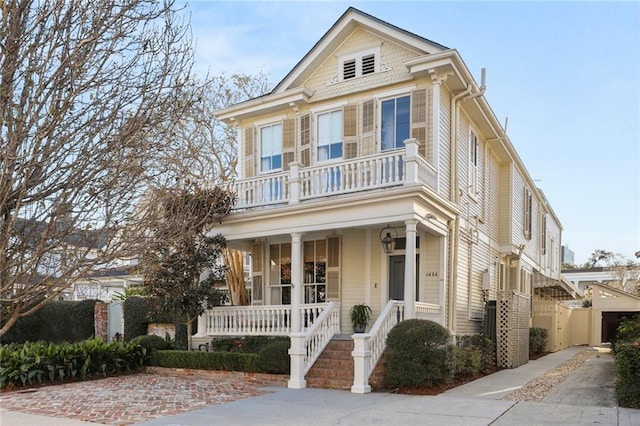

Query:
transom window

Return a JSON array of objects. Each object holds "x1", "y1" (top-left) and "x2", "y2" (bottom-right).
[
  {"x1": 260, "y1": 123, "x2": 282, "y2": 172},
  {"x1": 381, "y1": 95, "x2": 410, "y2": 150},
  {"x1": 317, "y1": 110, "x2": 343, "y2": 161}
]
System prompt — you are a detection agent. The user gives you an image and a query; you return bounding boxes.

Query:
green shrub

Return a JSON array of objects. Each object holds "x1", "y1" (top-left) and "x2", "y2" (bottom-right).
[
  {"x1": 384, "y1": 319, "x2": 453, "y2": 387},
  {"x1": 1, "y1": 300, "x2": 98, "y2": 344},
  {"x1": 614, "y1": 342, "x2": 640, "y2": 408},
  {"x1": 0, "y1": 338, "x2": 146, "y2": 389},
  {"x1": 452, "y1": 345, "x2": 482, "y2": 377},
  {"x1": 151, "y1": 350, "x2": 258, "y2": 372},
  {"x1": 132, "y1": 335, "x2": 173, "y2": 354},
  {"x1": 457, "y1": 335, "x2": 496, "y2": 372},
  {"x1": 613, "y1": 316, "x2": 640, "y2": 353},
  {"x1": 255, "y1": 340, "x2": 290, "y2": 374},
  {"x1": 209, "y1": 336, "x2": 289, "y2": 353},
  {"x1": 123, "y1": 296, "x2": 149, "y2": 341},
  {"x1": 529, "y1": 327, "x2": 548, "y2": 356}
]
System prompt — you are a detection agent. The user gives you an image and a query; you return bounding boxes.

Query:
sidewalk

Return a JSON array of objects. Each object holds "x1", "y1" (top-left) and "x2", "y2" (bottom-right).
[{"x1": 2, "y1": 346, "x2": 639, "y2": 426}]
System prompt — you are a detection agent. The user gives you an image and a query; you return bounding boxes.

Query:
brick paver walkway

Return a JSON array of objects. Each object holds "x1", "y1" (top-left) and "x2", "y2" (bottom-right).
[{"x1": 0, "y1": 372, "x2": 270, "y2": 425}]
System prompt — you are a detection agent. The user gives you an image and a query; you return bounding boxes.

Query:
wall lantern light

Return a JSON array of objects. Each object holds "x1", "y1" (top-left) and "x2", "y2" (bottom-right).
[{"x1": 380, "y1": 225, "x2": 397, "y2": 254}]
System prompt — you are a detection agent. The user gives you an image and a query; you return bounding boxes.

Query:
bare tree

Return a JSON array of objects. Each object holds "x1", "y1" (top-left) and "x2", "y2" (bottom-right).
[
  {"x1": 584, "y1": 250, "x2": 640, "y2": 295},
  {"x1": 0, "y1": 0, "x2": 202, "y2": 335},
  {"x1": 157, "y1": 72, "x2": 270, "y2": 187}
]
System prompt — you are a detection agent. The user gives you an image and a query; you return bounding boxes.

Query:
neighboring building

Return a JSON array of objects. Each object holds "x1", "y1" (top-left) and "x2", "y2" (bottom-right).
[
  {"x1": 196, "y1": 7, "x2": 566, "y2": 391},
  {"x1": 561, "y1": 245, "x2": 575, "y2": 266},
  {"x1": 67, "y1": 265, "x2": 143, "y2": 302},
  {"x1": 563, "y1": 266, "x2": 640, "y2": 294}
]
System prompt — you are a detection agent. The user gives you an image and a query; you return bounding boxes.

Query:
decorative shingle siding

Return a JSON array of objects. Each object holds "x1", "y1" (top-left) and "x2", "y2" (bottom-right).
[{"x1": 304, "y1": 28, "x2": 419, "y2": 102}]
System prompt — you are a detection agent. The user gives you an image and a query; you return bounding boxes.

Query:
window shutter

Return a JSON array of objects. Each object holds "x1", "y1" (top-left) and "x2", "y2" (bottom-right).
[
  {"x1": 343, "y1": 104, "x2": 358, "y2": 159},
  {"x1": 361, "y1": 99, "x2": 375, "y2": 156},
  {"x1": 282, "y1": 118, "x2": 296, "y2": 171},
  {"x1": 251, "y1": 243, "x2": 263, "y2": 305},
  {"x1": 411, "y1": 89, "x2": 428, "y2": 159},
  {"x1": 325, "y1": 236, "x2": 341, "y2": 301},
  {"x1": 523, "y1": 188, "x2": 532, "y2": 239},
  {"x1": 244, "y1": 127, "x2": 255, "y2": 178},
  {"x1": 299, "y1": 114, "x2": 310, "y2": 166}
]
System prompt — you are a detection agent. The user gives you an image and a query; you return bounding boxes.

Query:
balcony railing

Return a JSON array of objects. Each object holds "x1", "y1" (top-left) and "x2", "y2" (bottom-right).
[{"x1": 233, "y1": 139, "x2": 436, "y2": 210}]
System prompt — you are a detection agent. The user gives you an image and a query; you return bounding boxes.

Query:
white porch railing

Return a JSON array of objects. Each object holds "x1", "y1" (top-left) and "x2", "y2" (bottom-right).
[
  {"x1": 415, "y1": 301, "x2": 442, "y2": 322},
  {"x1": 289, "y1": 302, "x2": 341, "y2": 389},
  {"x1": 200, "y1": 303, "x2": 328, "y2": 336},
  {"x1": 232, "y1": 139, "x2": 437, "y2": 210},
  {"x1": 351, "y1": 300, "x2": 442, "y2": 394}
]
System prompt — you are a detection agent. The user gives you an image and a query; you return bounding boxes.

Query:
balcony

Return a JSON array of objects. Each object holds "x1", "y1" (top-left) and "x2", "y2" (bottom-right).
[{"x1": 233, "y1": 139, "x2": 437, "y2": 210}]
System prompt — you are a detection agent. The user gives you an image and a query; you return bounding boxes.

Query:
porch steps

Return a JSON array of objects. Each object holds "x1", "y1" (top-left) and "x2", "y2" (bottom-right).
[{"x1": 306, "y1": 339, "x2": 354, "y2": 390}]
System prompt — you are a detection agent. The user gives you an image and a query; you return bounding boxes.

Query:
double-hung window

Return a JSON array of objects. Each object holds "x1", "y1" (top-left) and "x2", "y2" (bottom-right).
[
  {"x1": 260, "y1": 123, "x2": 282, "y2": 172},
  {"x1": 381, "y1": 95, "x2": 410, "y2": 151},
  {"x1": 317, "y1": 110, "x2": 343, "y2": 161}
]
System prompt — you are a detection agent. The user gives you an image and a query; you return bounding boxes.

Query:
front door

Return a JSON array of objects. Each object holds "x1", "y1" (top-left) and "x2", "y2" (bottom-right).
[
  {"x1": 388, "y1": 255, "x2": 419, "y2": 301},
  {"x1": 389, "y1": 256, "x2": 405, "y2": 300}
]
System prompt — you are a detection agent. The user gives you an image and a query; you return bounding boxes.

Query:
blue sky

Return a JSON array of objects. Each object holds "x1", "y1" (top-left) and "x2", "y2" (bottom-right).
[{"x1": 185, "y1": 1, "x2": 640, "y2": 265}]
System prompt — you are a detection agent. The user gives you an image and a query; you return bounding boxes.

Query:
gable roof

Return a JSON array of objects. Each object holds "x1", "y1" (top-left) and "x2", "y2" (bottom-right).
[{"x1": 272, "y1": 7, "x2": 449, "y2": 94}]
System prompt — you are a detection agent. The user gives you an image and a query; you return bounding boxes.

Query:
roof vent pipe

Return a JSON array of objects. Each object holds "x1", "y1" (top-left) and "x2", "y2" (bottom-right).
[{"x1": 468, "y1": 67, "x2": 486, "y2": 99}]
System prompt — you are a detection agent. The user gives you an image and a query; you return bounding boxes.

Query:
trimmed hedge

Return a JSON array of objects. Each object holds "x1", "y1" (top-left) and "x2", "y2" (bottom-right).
[
  {"x1": 255, "y1": 340, "x2": 290, "y2": 374},
  {"x1": 123, "y1": 296, "x2": 149, "y2": 341},
  {"x1": 152, "y1": 350, "x2": 258, "y2": 372},
  {"x1": 384, "y1": 319, "x2": 453, "y2": 387},
  {"x1": 1, "y1": 300, "x2": 98, "y2": 344},
  {"x1": 210, "y1": 336, "x2": 290, "y2": 353},
  {"x1": 0, "y1": 338, "x2": 147, "y2": 389},
  {"x1": 529, "y1": 327, "x2": 549, "y2": 356}
]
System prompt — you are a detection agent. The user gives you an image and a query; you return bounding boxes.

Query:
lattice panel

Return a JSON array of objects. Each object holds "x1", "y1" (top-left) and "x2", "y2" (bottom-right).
[{"x1": 496, "y1": 290, "x2": 531, "y2": 368}]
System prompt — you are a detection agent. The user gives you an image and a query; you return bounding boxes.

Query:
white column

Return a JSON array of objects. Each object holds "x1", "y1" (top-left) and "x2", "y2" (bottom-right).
[
  {"x1": 404, "y1": 219, "x2": 418, "y2": 319},
  {"x1": 403, "y1": 138, "x2": 419, "y2": 185},
  {"x1": 290, "y1": 232, "x2": 303, "y2": 333},
  {"x1": 193, "y1": 313, "x2": 208, "y2": 338},
  {"x1": 289, "y1": 162, "x2": 301, "y2": 205},
  {"x1": 351, "y1": 333, "x2": 372, "y2": 394},
  {"x1": 288, "y1": 232, "x2": 306, "y2": 389},
  {"x1": 439, "y1": 234, "x2": 448, "y2": 326}
]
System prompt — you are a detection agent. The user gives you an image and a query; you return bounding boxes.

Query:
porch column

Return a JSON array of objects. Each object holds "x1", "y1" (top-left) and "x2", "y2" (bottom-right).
[
  {"x1": 290, "y1": 232, "x2": 303, "y2": 333},
  {"x1": 288, "y1": 232, "x2": 305, "y2": 389},
  {"x1": 404, "y1": 219, "x2": 418, "y2": 319}
]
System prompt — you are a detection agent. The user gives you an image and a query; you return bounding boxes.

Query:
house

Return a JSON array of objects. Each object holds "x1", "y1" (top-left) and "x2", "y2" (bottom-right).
[{"x1": 193, "y1": 7, "x2": 564, "y2": 392}]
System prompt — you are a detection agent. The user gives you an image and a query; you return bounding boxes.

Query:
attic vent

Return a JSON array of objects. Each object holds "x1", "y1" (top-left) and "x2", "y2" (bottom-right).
[
  {"x1": 343, "y1": 59, "x2": 356, "y2": 80},
  {"x1": 362, "y1": 54, "x2": 375, "y2": 75},
  {"x1": 338, "y1": 47, "x2": 381, "y2": 82}
]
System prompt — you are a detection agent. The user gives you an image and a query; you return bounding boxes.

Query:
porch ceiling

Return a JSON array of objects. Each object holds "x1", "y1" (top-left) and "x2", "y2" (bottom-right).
[{"x1": 215, "y1": 186, "x2": 456, "y2": 242}]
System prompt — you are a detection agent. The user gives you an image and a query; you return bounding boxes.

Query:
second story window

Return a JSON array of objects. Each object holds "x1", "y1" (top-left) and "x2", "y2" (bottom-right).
[
  {"x1": 260, "y1": 123, "x2": 282, "y2": 172},
  {"x1": 317, "y1": 110, "x2": 343, "y2": 161},
  {"x1": 381, "y1": 95, "x2": 410, "y2": 151}
]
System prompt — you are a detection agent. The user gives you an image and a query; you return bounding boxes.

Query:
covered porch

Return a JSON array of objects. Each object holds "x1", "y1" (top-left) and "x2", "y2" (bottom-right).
[{"x1": 193, "y1": 217, "x2": 451, "y2": 392}]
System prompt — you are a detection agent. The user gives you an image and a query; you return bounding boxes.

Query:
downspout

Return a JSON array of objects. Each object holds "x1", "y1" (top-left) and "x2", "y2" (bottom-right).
[{"x1": 447, "y1": 68, "x2": 486, "y2": 336}]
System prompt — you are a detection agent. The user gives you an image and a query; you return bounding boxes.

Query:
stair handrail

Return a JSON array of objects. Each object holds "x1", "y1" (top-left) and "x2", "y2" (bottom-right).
[
  {"x1": 300, "y1": 301, "x2": 341, "y2": 375},
  {"x1": 366, "y1": 300, "x2": 404, "y2": 377}
]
